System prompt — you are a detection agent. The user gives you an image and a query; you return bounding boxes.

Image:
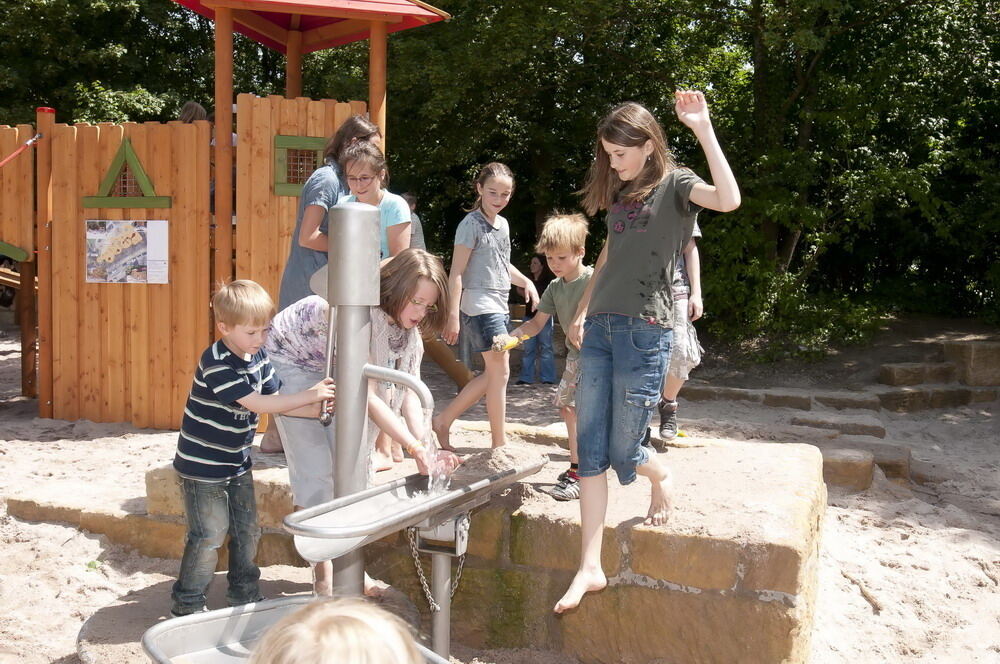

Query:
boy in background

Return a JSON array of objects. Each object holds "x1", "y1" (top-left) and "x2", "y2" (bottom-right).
[
  {"x1": 170, "y1": 280, "x2": 335, "y2": 617},
  {"x1": 507, "y1": 213, "x2": 592, "y2": 500}
]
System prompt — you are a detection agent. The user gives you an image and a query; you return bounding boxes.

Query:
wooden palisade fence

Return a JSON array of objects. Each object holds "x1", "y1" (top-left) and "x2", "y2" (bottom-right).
[{"x1": 0, "y1": 97, "x2": 362, "y2": 429}]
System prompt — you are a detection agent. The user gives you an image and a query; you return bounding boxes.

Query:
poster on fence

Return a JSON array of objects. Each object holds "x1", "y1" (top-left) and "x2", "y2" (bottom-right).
[{"x1": 85, "y1": 220, "x2": 168, "y2": 284}]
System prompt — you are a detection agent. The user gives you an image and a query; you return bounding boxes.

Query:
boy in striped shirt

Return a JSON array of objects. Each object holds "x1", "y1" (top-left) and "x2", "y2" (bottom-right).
[{"x1": 170, "y1": 280, "x2": 335, "y2": 617}]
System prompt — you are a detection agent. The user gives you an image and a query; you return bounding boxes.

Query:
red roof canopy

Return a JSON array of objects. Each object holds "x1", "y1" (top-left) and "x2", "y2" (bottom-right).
[{"x1": 174, "y1": 0, "x2": 449, "y2": 53}]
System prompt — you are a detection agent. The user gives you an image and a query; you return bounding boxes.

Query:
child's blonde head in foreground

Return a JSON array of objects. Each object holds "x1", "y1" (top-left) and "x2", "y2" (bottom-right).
[
  {"x1": 249, "y1": 598, "x2": 422, "y2": 664},
  {"x1": 536, "y1": 212, "x2": 589, "y2": 256},
  {"x1": 212, "y1": 279, "x2": 275, "y2": 328}
]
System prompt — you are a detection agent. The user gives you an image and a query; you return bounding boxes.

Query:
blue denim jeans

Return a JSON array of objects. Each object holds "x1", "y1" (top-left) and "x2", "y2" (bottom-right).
[
  {"x1": 170, "y1": 472, "x2": 262, "y2": 615},
  {"x1": 576, "y1": 314, "x2": 672, "y2": 485},
  {"x1": 518, "y1": 316, "x2": 557, "y2": 383},
  {"x1": 460, "y1": 311, "x2": 511, "y2": 353}
]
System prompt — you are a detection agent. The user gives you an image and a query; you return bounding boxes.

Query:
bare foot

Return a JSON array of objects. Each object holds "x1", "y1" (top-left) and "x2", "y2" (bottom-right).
[
  {"x1": 644, "y1": 472, "x2": 673, "y2": 526},
  {"x1": 432, "y1": 416, "x2": 455, "y2": 451},
  {"x1": 391, "y1": 441, "x2": 404, "y2": 463},
  {"x1": 554, "y1": 568, "x2": 607, "y2": 613},
  {"x1": 364, "y1": 573, "x2": 390, "y2": 598},
  {"x1": 373, "y1": 451, "x2": 393, "y2": 472}
]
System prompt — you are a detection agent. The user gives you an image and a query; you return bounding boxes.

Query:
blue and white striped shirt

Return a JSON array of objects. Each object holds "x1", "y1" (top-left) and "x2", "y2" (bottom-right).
[{"x1": 173, "y1": 340, "x2": 281, "y2": 482}]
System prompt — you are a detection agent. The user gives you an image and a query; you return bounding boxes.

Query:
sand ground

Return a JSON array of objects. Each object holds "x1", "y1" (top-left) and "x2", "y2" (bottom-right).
[{"x1": 0, "y1": 317, "x2": 998, "y2": 663}]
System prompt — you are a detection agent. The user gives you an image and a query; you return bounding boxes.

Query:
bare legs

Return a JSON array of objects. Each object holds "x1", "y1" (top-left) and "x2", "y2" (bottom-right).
[
  {"x1": 553, "y1": 453, "x2": 672, "y2": 613},
  {"x1": 433, "y1": 350, "x2": 510, "y2": 449},
  {"x1": 561, "y1": 405, "x2": 579, "y2": 464},
  {"x1": 553, "y1": 473, "x2": 608, "y2": 613},
  {"x1": 662, "y1": 374, "x2": 684, "y2": 402}
]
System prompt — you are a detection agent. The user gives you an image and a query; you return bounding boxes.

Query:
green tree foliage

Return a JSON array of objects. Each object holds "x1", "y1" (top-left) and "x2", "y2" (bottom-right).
[
  {"x1": 1, "y1": 0, "x2": 995, "y2": 350},
  {"x1": 0, "y1": 0, "x2": 283, "y2": 124}
]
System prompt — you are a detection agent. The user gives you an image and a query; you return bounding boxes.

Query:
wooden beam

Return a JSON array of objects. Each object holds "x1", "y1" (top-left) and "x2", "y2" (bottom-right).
[
  {"x1": 214, "y1": 7, "x2": 235, "y2": 290},
  {"x1": 286, "y1": 29, "x2": 303, "y2": 97},
  {"x1": 207, "y1": 0, "x2": 403, "y2": 24},
  {"x1": 232, "y1": 9, "x2": 288, "y2": 46},
  {"x1": 16, "y1": 261, "x2": 36, "y2": 396},
  {"x1": 302, "y1": 18, "x2": 369, "y2": 50},
  {"x1": 369, "y1": 20, "x2": 387, "y2": 149}
]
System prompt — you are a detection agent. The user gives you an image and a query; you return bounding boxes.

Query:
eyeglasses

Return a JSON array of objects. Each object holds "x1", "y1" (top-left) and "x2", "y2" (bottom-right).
[
  {"x1": 409, "y1": 298, "x2": 438, "y2": 313},
  {"x1": 347, "y1": 175, "x2": 377, "y2": 186}
]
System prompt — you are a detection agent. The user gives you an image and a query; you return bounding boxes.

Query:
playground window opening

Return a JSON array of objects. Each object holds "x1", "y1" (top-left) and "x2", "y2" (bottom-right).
[
  {"x1": 286, "y1": 149, "x2": 318, "y2": 185},
  {"x1": 113, "y1": 165, "x2": 142, "y2": 197}
]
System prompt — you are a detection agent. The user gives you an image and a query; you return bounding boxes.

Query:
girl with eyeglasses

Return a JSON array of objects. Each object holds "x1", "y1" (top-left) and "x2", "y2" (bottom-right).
[
  {"x1": 338, "y1": 141, "x2": 412, "y2": 262},
  {"x1": 265, "y1": 248, "x2": 460, "y2": 597}
]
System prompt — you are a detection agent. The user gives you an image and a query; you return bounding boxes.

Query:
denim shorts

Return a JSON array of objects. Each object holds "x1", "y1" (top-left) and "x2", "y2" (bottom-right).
[
  {"x1": 461, "y1": 311, "x2": 511, "y2": 353},
  {"x1": 575, "y1": 313, "x2": 672, "y2": 485}
]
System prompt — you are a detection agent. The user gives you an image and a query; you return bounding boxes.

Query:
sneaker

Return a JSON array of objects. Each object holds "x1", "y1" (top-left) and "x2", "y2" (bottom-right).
[
  {"x1": 556, "y1": 466, "x2": 578, "y2": 483},
  {"x1": 515, "y1": 380, "x2": 532, "y2": 385},
  {"x1": 658, "y1": 399, "x2": 678, "y2": 441},
  {"x1": 550, "y1": 475, "x2": 581, "y2": 501},
  {"x1": 170, "y1": 606, "x2": 208, "y2": 618}
]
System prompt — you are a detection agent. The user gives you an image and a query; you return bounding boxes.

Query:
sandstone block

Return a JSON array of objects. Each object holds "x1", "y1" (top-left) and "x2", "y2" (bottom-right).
[
  {"x1": 876, "y1": 387, "x2": 931, "y2": 412},
  {"x1": 681, "y1": 385, "x2": 763, "y2": 403},
  {"x1": 630, "y1": 531, "x2": 741, "y2": 590},
  {"x1": 925, "y1": 362, "x2": 958, "y2": 383},
  {"x1": 145, "y1": 463, "x2": 294, "y2": 530},
  {"x1": 819, "y1": 448, "x2": 874, "y2": 492},
  {"x1": 878, "y1": 363, "x2": 927, "y2": 386},
  {"x1": 909, "y1": 459, "x2": 954, "y2": 485},
  {"x1": 510, "y1": 511, "x2": 622, "y2": 576},
  {"x1": 813, "y1": 392, "x2": 881, "y2": 411},
  {"x1": 942, "y1": 341, "x2": 1000, "y2": 386},
  {"x1": 762, "y1": 390, "x2": 812, "y2": 410},
  {"x1": 821, "y1": 436, "x2": 911, "y2": 479},
  {"x1": 790, "y1": 413, "x2": 886, "y2": 438},
  {"x1": 970, "y1": 387, "x2": 999, "y2": 403},
  {"x1": 560, "y1": 585, "x2": 812, "y2": 664},
  {"x1": 467, "y1": 504, "x2": 508, "y2": 561}
]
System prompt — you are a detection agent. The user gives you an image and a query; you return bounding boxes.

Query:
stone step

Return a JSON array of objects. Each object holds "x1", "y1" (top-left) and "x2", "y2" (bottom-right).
[
  {"x1": 878, "y1": 362, "x2": 957, "y2": 386},
  {"x1": 790, "y1": 413, "x2": 887, "y2": 438},
  {"x1": 942, "y1": 340, "x2": 1000, "y2": 386},
  {"x1": 874, "y1": 385, "x2": 998, "y2": 413},
  {"x1": 820, "y1": 436, "x2": 912, "y2": 479},
  {"x1": 818, "y1": 448, "x2": 874, "y2": 492}
]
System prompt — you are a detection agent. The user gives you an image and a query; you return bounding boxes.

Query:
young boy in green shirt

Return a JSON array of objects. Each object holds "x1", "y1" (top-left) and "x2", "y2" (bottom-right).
[{"x1": 507, "y1": 213, "x2": 592, "y2": 500}]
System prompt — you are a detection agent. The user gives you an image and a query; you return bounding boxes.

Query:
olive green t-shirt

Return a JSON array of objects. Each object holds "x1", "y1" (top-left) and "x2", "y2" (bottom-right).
[
  {"x1": 588, "y1": 168, "x2": 704, "y2": 328},
  {"x1": 537, "y1": 265, "x2": 594, "y2": 361}
]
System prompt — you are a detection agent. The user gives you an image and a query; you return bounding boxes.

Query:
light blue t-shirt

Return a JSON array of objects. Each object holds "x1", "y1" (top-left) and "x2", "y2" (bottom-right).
[
  {"x1": 341, "y1": 191, "x2": 411, "y2": 258},
  {"x1": 454, "y1": 209, "x2": 511, "y2": 315},
  {"x1": 278, "y1": 161, "x2": 347, "y2": 310}
]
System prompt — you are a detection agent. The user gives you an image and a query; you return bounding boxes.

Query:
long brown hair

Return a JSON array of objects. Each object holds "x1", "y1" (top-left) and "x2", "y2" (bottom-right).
[
  {"x1": 466, "y1": 162, "x2": 514, "y2": 213},
  {"x1": 579, "y1": 102, "x2": 677, "y2": 215},
  {"x1": 379, "y1": 248, "x2": 449, "y2": 336},
  {"x1": 339, "y1": 141, "x2": 389, "y2": 187},
  {"x1": 323, "y1": 114, "x2": 381, "y2": 163}
]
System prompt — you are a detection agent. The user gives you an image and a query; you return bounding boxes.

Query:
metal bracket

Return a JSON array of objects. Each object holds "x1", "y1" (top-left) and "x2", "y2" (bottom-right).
[{"x1": 415, "y1": 512, "x2": 471, "y2": 557}]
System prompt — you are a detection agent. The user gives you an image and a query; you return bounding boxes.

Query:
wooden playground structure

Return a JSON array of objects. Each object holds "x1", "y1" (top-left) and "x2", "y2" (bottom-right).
[{"x1": 0, "y1": 0, "x2": 470, "y2": 430}]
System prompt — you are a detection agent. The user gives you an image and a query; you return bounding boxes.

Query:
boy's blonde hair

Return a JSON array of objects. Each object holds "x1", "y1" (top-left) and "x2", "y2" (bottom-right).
[
  {"x1": 249, "y1": 598, "x2": 422, "y2": 664},
  {"x1": 535, "y1": 213, "x2": 589, "y2": 254},
  {"x1": 212, "y1": 280, "x2": 275, "y2": 327}
]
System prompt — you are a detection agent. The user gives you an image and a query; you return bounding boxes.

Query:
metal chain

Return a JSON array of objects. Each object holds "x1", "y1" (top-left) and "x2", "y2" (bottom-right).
[
  {"x1": 407, "y1": 527, "x2": 440, "y2": 612},
  {"x1": 406, "y1": 527, "x2": 468, "y2": 611}
]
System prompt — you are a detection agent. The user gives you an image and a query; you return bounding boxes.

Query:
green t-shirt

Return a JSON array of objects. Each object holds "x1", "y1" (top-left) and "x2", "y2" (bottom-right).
[
  {"x1": 537, "y1": 265, "x2": 593, "y2": 360},
  {"x1": 587, "y1": 169, "x2": 704, "y2": 328}
]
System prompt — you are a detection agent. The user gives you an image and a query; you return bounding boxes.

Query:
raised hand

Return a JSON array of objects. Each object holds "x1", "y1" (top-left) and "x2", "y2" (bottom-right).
[{"x1": 674, "y1": 90, "x2": 711, "y2": 132}]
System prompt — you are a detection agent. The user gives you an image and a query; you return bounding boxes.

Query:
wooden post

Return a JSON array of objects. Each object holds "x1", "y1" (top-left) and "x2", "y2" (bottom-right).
[
  {"x1": 17, "y1": 260, "x2": 36, "y2": 397},
  {"x1": 368, "y1": 20, "x2": 388, "y2": 147},
  {"x1": 286, "y1": 30, "x2": 303, "y2": 98},
  {"x1": 35, "y1": 107, "x2": 55, "y2": 416},
  {"x1": 213, "y1": 7, "x2": 235, "y2": 292}
]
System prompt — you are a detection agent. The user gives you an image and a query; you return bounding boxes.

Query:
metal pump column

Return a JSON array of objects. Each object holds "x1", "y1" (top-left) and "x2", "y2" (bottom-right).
[{"x1": 325, "y1": 201, "x2": 381, "y2": 596}]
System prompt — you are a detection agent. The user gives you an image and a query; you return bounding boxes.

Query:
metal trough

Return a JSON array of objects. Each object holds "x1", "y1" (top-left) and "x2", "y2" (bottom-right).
[
  {"x1": 284, "y1": 458, "x2": 547, "y2": 563},
  {"x1": 141, "y1": 596, "x2": 449, "y2": 664}
]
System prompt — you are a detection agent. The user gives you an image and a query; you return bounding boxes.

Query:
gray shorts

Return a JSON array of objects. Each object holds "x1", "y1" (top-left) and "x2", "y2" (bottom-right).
[{"x1": 667, "y1": 297, "x2": 703, "y2": 380}]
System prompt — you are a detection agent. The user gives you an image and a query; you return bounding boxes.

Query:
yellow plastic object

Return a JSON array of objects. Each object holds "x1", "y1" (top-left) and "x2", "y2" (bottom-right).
[
  {"x1": 492, "y1": 334, "x2": 530, "y2": 352},
  {"x1": 676, "y1": 430, "x2": 688, "y2": 438}
]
